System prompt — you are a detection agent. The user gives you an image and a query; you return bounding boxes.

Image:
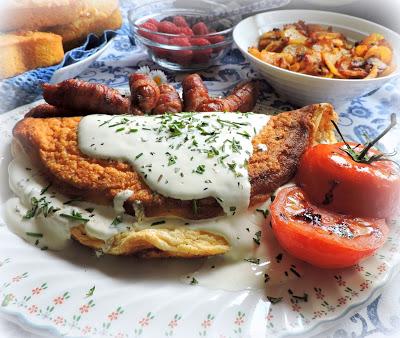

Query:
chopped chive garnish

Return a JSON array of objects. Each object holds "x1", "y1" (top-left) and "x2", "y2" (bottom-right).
[
  {"x1": 190, "y1": 277, "x2": 198, "y2": 285},
  {"x1": 167, "y1": 153, "x2": 177, "y2": 166},
  {"x1": 207, "y1": 146, "x2": 219, "y2": 158},
  {"x1": 24, "y1": 196, "x2": 59, "y2": 219},
  {"x1": 63, "y1": 197, "x2": 83, "y2": 205},
  {"x1": 111, "y1": 216, "x2": 122, "y2": 226},
  {"x1": 195, "y1": 165, "x2": 205, "y2": 174},
  {"x1": 237, "y1": 131, "x2": 251, "y2": 139},
  {"x1": 151, "y1": 220, "x2": 166, "y2": 226},
  {"x1": 86, "y1": 286, "x2": 95, "y2": 298},
  {"x1": 23, "y1": 197, "x2": 39, "y2": 219},
  {"x1": 26, "y1": 232, "x2": 43, "y2": 238},
  {"x1": 60, "y1": 210, "x2": 89, "y2": 223},
  {"x1": 267, "y1": 296, "x2": 283, "y2": 304},
  {"x1": 253, "y1": 230, "x2": 262, "y2": 245},
  {"x1": 40, "y1": 183, "x2": 52, "y2": 195},
  {"x1": 244, "y1": 258, "x2": 260, "y2": 264}
]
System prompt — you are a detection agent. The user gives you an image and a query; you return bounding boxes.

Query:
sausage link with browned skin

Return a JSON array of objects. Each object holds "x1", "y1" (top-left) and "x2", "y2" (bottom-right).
[
  {"x1": 182, "y1": 73, "x2": 209, "y2": 111},
  {"x1": 195, "y1": 98, "x2": 230, "y2": 112},
  {"x1": 42, "y1": 79, "x2": 130, "y2": 115},
  {"x1": 229, "y1": 80, "x2": 260, "y2": 112},
  {"x1": 152, "y1": 83, "x2": 183, "y2": 115},
  {"x1": 129, "y1": 73, "x2": 160, "y2": 113},
  {"x1": 196, "y1": 80, "x2": 260, "y2": 112}
]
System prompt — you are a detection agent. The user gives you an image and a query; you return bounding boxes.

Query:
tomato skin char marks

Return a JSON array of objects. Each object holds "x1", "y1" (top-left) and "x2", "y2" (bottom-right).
[
  {"x1": 296, "y1": 142, "x2": 400, "y2": 219},
  {"x1": 270, "y1": 186, "x2": 389, "y2": 269}
]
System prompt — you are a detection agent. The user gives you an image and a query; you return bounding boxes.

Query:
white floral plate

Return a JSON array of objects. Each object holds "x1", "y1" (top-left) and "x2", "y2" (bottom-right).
[{"x1": 0, "y1": 96, "x2": 399, "y2": 338}]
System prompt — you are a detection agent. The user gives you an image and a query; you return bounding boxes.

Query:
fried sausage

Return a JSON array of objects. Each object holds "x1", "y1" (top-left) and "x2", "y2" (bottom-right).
[
  {"x1": 129, "y1": 73, "x2": 160, "y2": 113},
  {"x1": 152, "y1": 84, "x2": 183, "y2": 115},
  {"x1": 196, "y1": 80, "x2": 260, "y2": 112},
  {"x1": 229, "y1": 80, "x2": 260, "y2": 112},
  {"x1": 182, "y1": 74, "x2": 209, "y2": 111},
  {"x1": 42, "y1": 79, "x2": 130, "y2": 115},
  {"x1": 195, "y1": 98, "x2": 230, "y2": 112}
]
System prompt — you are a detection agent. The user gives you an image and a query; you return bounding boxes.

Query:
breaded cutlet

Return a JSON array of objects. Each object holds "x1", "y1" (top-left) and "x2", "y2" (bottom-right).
[{"x1": 12, "y1": 103, "x2": 337, "y2": 220}]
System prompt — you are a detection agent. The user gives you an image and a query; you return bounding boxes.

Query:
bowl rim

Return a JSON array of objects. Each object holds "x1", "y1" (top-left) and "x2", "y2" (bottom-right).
[{"x1": 233, "y1": 9, "x2": 400, "y2": 83}]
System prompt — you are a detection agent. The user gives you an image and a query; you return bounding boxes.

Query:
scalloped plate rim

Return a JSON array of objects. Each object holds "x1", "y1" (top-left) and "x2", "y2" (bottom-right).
[{"x1": 0, "y1": 98, "x2": 399, "y2": 338}]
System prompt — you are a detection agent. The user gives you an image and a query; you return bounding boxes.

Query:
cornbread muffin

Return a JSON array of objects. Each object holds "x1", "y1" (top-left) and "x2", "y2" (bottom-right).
[
  {"x1": 0, "y1": 0, "x2": 120, "y2": 32},
  {"x1": 0, "y1": 31, "x2": 64, "y2": 79},
  {"x1": 0, "y1": 0, "x2": 87, "y2": 32},
  {"x1": 0, "y1": 0, "x2": 122, "y2": 78},
  {"x1": 48, "y1": 7, "x2": 123, "y2": 50}
]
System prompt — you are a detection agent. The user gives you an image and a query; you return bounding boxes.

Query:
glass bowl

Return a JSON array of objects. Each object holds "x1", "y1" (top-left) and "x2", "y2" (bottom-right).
[{"x1": 128, "y1": 0, "x2": 234, "y2": 71}]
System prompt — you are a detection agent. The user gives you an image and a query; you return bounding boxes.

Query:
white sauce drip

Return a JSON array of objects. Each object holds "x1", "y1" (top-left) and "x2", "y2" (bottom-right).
[
  {"x1": 257, "y1": 143, "x2": 268, "y2": 152},
  {"x1": 6, "y1": 146, "x2": 136, "y2": 250},
  {"x1": 5, "y1": 149, "x2": 269, "y2": 257},
  {"x1": 113, "y1": 190, "x2": 133, "y2": 214},
  {"x1": 5, "y1": 146, "x2": 300, "y2": 291},
  {"x1": 78, "y1": 112, "x2": 270, "y2": 215}
]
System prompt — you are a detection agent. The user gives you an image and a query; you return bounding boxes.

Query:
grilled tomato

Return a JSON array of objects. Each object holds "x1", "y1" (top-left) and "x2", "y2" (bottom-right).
[
  {"x1": 296, "y1": 114, "x2": 400, "y2": 218},
  {"x1": 270, "y1": 186, "x2": 389, "y2": 268}
]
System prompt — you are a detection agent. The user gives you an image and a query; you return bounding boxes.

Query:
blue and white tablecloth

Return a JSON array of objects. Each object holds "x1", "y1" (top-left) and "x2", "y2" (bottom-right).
[{"x1": 0, "y1": 9, "x2": 400, "y2": 338}]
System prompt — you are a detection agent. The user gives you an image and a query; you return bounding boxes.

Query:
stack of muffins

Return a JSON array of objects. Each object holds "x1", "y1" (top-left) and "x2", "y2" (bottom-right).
[{"x1": 0, "y1": 0, "x2": 122, "y2": 79}]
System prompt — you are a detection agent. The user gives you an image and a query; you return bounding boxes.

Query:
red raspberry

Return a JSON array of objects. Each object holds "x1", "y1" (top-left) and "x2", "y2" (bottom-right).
[
  {"x1": 208, "y1": 35, "x2": 225, "y2": 53},
  {"x1": 168, "y1": 37, "x2": 193, "y2": 65},
  {"x1": 179, "y1": 26, "x2": 194, "y2": 36},
  {"x1": 208, "y1": 35, "x2": 224, "y2": 44},
  {"x1": 173, "y1": 16, "x2": 189, "y2": 27},
  {"x1": 139, "y1": 22, "x2": 158, "y2": 31},
  {"x1": 145, "y1": 18, "x2": 159, "y2": 29},
  {"x1": 151, "y1": 35, "x2": 169, "y2": 44},
  {"x1": 138, "y1": 22, "x2": 158, "y2": 40},
  {"x1": 169, "y1": 37, "x2": 191, "y2": 45},
  {"x1": 158, "y1": 21, "x2": 180, "y2": 34},
  {"x1": 148, "y1": 35, "x2": 169, "y2": 58},
  {"x1": 192, "y1": 22, "x2": 209, "y2": 35},
  {"x1": 190, "y1": 38, "x2": 212, "y2": 63}
]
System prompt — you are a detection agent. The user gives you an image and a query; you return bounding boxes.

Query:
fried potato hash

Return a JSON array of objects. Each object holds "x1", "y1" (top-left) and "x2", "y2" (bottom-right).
[{"x1": 249, "y1": 20, "x2": 395, "y2": 79}]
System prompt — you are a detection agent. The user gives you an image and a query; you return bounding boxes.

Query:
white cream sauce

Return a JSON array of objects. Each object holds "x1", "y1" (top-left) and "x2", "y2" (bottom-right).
[
  {"x1": 6, "y1": 148, "x2": 270, "y2": 258},
  {"x1": 257, "y1": 143, "x2": 268, "y2": 152},
  {"x1": 6, "y1": 148, "x2": 137, "y2": 250},
  {"x1": 5, "y1": 148, "x2": 298, "y2": 291},
  {"x1": 113, "y1": 190, "x2": 133, "y2": 215},
  {"x1": 78, "y1": 112, "x2": 270, "y2": 215},
  {"x1": 182, "y1": 183, "x2": 300, "y2": 291},
  {"x1": 5, "y1": 112, "x2": 303, "y2": 292}
]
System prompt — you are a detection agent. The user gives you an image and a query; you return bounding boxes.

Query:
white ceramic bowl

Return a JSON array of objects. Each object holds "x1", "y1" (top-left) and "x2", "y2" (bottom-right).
[{"x1": 233, "y1": 9, "x2": 400, "y2": 108}]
